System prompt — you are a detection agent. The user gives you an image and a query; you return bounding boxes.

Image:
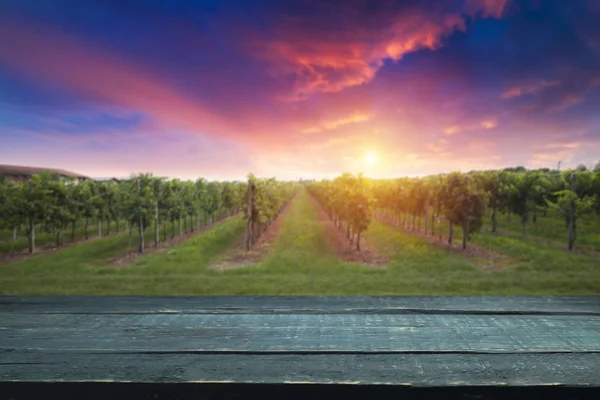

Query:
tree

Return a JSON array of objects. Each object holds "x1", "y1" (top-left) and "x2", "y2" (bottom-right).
[
  {"x1": 193, "y1": 178, "x2": 207, "y2": 230},
  {"x1": 150, "y1": 176, "x2": 169, "y2": 247},
  {"x1": 505, "y1": 171, "x2": 542, "y2": 237},
  {"x1": 90, "y1": 181, "x2": 110, "y2": 237},
  {"x1": 474, "y1": 171, "x2": 510, "y2": 233},
  {"x1": 548, "y1": 170, "x2": 596, "y2": 251},
  {"x1": 206, "y1": 181, "x2": 222, "y2": 224},
  {"x1": 0, "y1": 172, "x2": 295, "y2": 257},
  {"x1": 440, "y1": 172, "x2": 485, "y2": 249},
  {"x1": 346, "y1": 174, "x2": 374, "y2": 251},
  {"x1": 168, "y1": 179, "x2": 186, "y2": 238},
  {"x1": 79, "y1": 180, "x2": 97, "y2": 240},
  {"x1": 0, "y1": 178, "x2": 23, "y2": 242},
  {"x1": 221, "y1": 182, "x2": 237, "y2": 219},
  {"x1": 308, "y1": 173, "x2": 374, "y2": 251},
  {"x1": 245, "y1": 174, "x2": 297, "y2": 250},
  {"x1": 124, "y1": 174, "x2": 155, "y2": 254},
  {"x1": 21, "y1": 173, "x2": 56, "y2": 253},
  {"x1": 45, "y1": 178, "x2": 71, "y2": 247},
  {"x1": 103, "y1": 182, "x2": 119, "y2": 235},
  {"x1": 182, "y1": 181, "x2": 196, "y2": 233},
  {"x1": 64, "y1": 178, "x2": 86, "y2": 242}
]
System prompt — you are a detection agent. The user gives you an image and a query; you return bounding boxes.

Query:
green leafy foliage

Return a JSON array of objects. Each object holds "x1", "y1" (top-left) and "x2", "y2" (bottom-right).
[
  {"x1": 312, "y1": 167, "x2": 600, "y2": 252},
  {"x1": 308, "y1": 172, "x2": 375, "y2": 251},
  {"x1": 245, "y1": 174, "x2": 298, "y2": 249},
  {"x1": 0, "y1": 173, "x2": 248, "y2": 255}
]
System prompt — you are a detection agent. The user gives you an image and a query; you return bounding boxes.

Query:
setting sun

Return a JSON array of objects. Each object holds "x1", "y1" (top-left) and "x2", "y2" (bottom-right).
[{"x1": 363, "y1": 151, "x2": 379, "y2": 166}]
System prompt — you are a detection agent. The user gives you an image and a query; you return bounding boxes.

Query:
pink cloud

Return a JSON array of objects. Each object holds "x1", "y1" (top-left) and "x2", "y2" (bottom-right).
[
  {"x1": 480, "y1": 118, "x2": 499, "y2": 129},
  {"x1": 300, "y1": 112, "x2": 372, "y2": 134},
  {"x1": 251, "y1": 2, "x2": 509, "y2": 99},
  {"x1": 443, "y1": 117, "x2": 499, "y2": 135},
  {"x1": 444, "y1": 125, "x2": 463, "y2": 135},
  {"x1": 544, "y1": 142, "x2": 583, "y2": 149},
  {"x1": 500, "y1": 80, "x2": 560, "y2": 99},
  {"x1": 551, "y1": 94, "x2": 584, "y2": 112},
  {"x1": 466, "y1": 0, "x2": 510, "y2": 18}
]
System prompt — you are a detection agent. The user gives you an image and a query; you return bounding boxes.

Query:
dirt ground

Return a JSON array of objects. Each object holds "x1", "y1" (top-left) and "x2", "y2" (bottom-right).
[
  {"x1": 208, "y1": 197, "x2": 297, "y2": 271},
  {"x1": 309, "y1": 195, "x2": 388, "y2": 269},
  {"x1": 377, "y1": 216, "x2": 510, "y2": 272}
]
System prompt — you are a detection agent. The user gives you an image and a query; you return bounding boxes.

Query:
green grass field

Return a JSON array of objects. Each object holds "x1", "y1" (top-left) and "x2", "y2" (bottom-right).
[{"x1": 1, "y1": 188, "x2": 599, "y2": 295}]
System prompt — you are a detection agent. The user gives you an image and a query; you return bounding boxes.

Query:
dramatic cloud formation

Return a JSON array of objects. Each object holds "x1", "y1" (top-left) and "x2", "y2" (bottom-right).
[
  {"x1": 0, "y1": 0, "x2": 599, "y2": 180},
  {"x1": 253, "y1": 0, "x2": 509, "y2": 99}
]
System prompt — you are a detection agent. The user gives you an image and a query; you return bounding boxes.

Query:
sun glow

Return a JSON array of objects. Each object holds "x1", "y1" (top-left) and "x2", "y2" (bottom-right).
[{"x1": 363, "y1": 151, "x2": 379, "y2": 166}]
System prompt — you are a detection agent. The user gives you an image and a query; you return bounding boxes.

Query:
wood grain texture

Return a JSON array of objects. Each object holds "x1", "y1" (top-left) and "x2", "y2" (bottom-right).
[
  {"x1": 1, "y1": 351, "x2": 600, "y2": 386},
  {"x1": 1, "y1": 296, "x2": 600, "y2": 391},
  {"x1": 2, "y1": 313, "x2": 600, "y2": 353},
  {"x1": 2, "y1": 296, "x2": 600, "y2": 314}
]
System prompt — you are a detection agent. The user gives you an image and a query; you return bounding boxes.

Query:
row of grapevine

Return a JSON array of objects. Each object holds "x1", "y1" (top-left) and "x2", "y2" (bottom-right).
[
  {"x1": 309, "y1": 167, "x2": 600, "y2": 251},
  {"x1": 245, "y1": 174, "x2": 299, "y2": 250},
  {"x1": 470, "y1": 168, "x2": 600, "y2": 250},
  {"x1": 308, "y1": 173, "x2": 374, "y2": 251},
  {"x1": 0, "y1": 172, "x2": 248, "y2": 255},
  {"x1": 371, "y1": 172, "x2": 487, "y2": 249}
]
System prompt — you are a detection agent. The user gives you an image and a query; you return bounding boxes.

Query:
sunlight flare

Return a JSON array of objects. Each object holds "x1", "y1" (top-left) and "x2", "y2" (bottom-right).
[{"x1": 363, "y1": 151, "x2": 379, "y2": 166}]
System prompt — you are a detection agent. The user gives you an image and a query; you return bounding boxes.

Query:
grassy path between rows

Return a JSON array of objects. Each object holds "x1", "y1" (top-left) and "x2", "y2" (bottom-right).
[
  {"x1": 0, "y1": 219, "x2": 125, "y2": 256},
  {"x1": 2, "y1": 188, "x2": 599, "y2": 295},
  {"x1": 394, "y1": 212, "x2": 600, "y2": 282},
  {"x1": 408, "y1": 211, "x2": 600, "y2": 255},
  {"x1": 0, "y1": 216, "x2": 246, "y2": 295},
  {"x1": 366, "y1": 219, "x2": 600, "y2": 295},
  {"x1": 481, "y1": 211, "x2": 600, "y2": 254}
]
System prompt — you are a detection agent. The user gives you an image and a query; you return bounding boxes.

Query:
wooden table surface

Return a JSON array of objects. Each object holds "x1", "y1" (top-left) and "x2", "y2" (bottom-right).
[{"x1": 1, "y1": 296, "x2": 600, "y2": 399}]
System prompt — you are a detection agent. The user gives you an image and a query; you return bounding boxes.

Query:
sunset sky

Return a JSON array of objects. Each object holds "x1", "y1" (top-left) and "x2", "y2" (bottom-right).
[{"x1": 1, "y1": 0, "x2": 599, "y2": 180}]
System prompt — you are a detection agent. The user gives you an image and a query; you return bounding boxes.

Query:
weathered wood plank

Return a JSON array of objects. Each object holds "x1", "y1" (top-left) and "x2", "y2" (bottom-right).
[
  {"x1": 2, "y1": 296, "x2": 600, "y2": 394},
  {"x1": 2, "y1": 313, "x2": 599, "y2": 353},
  {"x1": 1, "y1": 351, "x2": 600, "y2": 386},
  {"x1": 2, "y1": 383, "x2": 598, "y2": 400},
  {"x1": 1, "y1": 296, "x2": 599, "y2": 315}
]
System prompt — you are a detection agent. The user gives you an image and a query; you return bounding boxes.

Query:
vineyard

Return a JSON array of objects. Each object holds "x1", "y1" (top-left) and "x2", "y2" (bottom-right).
[
  {"x1": 1, "y1": 166, "x2": 600, "y2": 295},
  {"x1": 312, "y1": 167, "x2": 600, "y2": 252},
  {"x1": 0, "y1": 173, "x2": 297, "y2": 257}
]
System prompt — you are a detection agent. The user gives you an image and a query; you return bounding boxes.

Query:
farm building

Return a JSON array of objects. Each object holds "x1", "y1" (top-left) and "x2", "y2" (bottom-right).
[
  {"x1": 92, "y1": 177, "x2": 123, "y2": 183},
  {"x1": 0, "y1": 164, "x2": 89, "y2": 182}
]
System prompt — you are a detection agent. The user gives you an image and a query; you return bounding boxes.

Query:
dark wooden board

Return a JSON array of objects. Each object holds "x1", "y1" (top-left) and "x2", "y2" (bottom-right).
[
  {"x1": 2, "y1": 295, "x2": 599, "y2": 315},
  {"x1": 2, "y1": 383, "x2": 598, "y2": 400},
  {"x1": 2, "y1": 313, "x2": 600, "y2": 353},
  {"x1": 2, "y1": 351, "x2": 600, "y2": 386},
  {"x1": 1, "y1": 296, "x2": 600, "y2": 396}
]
